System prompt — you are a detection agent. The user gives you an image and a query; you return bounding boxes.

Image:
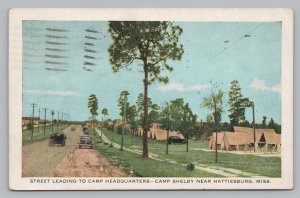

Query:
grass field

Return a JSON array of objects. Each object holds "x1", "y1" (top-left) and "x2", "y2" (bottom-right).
[
  {"x1": 22, "y1": 124, "x2": 69, "y2": 145},
  {"x1": 92, "y1": 128, "x2": 281, "y2": 177},
  {"x1": 91, "y1": 130, "x2": 222, "y2": 177}
]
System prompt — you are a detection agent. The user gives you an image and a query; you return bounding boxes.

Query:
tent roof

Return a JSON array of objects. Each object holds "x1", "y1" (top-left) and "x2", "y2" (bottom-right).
[
  {"x1": 224, "y1": 132, "x2": 251, "y2": 145},
  {"x1": 233, "y1": 126, "x2": 279, "y2": 144},
  {"x1": 261, "y1": 131, "x2": 281, "y2": 144}
]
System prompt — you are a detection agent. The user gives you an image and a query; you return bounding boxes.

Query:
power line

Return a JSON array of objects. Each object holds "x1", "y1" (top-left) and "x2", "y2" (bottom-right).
[
  {"x1": 43, "y1": 108, "x2": 47, "y2": 136},
  {"x1": 200, "y1": 22, "x2": 266, "y2": 65},
  {"x1": 51, "y1": 110, "x2": 55, "y2": 132},
  {"x1": 38, "y1": 108, "x2": 40, "y2": 133},
  {"x1": 30, "y1": 103, "x2": 38, "y2": 141}
]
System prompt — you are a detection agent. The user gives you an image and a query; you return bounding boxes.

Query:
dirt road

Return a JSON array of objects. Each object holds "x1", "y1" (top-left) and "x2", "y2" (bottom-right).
[
  {"x1": 22, "y1": 125, "x2": 129, "y2": 177},
  {"x1": 22, "y1": 125, "x2": 82, "y2": 177},
  {"x1": 48, "y1": 149, "x2": 129, "y2": 177}
]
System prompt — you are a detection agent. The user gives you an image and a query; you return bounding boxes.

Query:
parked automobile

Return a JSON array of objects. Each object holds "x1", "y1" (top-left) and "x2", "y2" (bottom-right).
[
  {"x1": 83, "y1": 126, "x2": 89, "y2": 134},
  {"x1": 49, "y1": 132, "x2": 67, "y2": 146},
  {"x1": 167, "y1": 136, "x2": 187, "y2": 144},
  {"x1": 78, "y1": 135, "x2": 93, "y2": 149}
]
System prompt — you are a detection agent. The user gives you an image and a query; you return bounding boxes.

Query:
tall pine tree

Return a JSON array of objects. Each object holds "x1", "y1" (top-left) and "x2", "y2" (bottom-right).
[{"x1": 228, "y1": 80, "x2": 250, "y2": 126}]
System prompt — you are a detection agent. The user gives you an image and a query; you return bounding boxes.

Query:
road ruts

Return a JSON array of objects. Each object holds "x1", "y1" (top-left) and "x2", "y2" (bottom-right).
[{"x1": 22, "y1": 125, "x2": 82, "y2": 177}]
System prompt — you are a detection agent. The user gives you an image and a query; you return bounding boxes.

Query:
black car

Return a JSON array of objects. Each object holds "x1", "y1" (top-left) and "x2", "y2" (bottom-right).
[
  {"x1": 49, "y1": 132, "x2": 66, "y2": 146},
  {"x1": 167, "y1": 136, "x2": 187, "y2": 144}
]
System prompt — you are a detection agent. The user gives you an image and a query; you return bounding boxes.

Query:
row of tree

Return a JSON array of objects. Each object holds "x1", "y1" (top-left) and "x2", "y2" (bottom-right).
[
  {"x1": 88, "y1": 80, "x2": 281, "y2": 156},
  {"x1": 112, "y1": 78, "x2": 281, "y2": 138}
]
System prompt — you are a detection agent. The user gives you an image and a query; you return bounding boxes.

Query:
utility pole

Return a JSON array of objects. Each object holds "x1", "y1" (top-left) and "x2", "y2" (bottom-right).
[
  {"x1": 61, "y1": 113, "x2": 63, "y2": 128},
  {"x1": 252, "y1": 102, "x2": 256, "y2": 152},
  {"x1": 51, "y1": 110, "x2": 54, "y2": 132},
  {"x1": 43, "y1": 108, "x2": 47, "y2": 136},
  {"x1": 120, "y1": 92, "x2": 128, "y2": 151},
  {"x1": 213, "y1": 96, "x2": 218, "y2": 163},
  {"x1": 57, "y1": 111, "x2": 59, "y2": 129},
  {"x1": 166, "y1": 103, "x2": 170, "y2": 155},
  {"x1": 30, "y1": 103, "x2": 37, "y2": 142},
  {"x1": 62, "y1": 113, "x2": 64, "y2": 127},
  {"x1": 38, "y1": 108, "x2": 40, "y2": 133}
]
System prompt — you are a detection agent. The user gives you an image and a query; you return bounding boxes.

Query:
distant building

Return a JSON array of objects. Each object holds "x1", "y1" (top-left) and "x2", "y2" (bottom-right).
[{"x1": 22, "y1": 116, "x2": 40, "y2": 126}]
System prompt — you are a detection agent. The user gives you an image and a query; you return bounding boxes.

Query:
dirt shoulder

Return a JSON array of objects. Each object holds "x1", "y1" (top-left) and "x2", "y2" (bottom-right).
[{"x1": 48, "y1": 148, "x2": 130, "y2": 177}]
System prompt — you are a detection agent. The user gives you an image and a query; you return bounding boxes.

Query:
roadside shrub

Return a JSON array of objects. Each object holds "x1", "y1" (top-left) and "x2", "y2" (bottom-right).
[{"x1": 186, "y1": 163, "x2": 195, "y2": 171}]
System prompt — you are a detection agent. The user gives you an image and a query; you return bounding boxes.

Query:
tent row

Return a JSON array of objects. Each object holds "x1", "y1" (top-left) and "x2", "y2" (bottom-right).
[
  {"x1": 208, "y1": 126, "x2": 281, "y2": 152},
  {"x1": 105, "y1": 121, "x2": 184, "y2": 141},
  {"x1": 135, "y1": 123, "x2": 184, "y2": 141}
]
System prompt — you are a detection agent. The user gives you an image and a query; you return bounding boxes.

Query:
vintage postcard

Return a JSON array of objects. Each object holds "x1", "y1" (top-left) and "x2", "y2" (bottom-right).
[{"x1": 9, "y1": 8, "x2": 293, "y2": 190}]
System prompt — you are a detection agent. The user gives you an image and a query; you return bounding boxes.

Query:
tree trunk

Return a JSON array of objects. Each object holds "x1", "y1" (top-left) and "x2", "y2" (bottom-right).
[
  {"x1": 166, "y1": 130, "x2": 169, "y2": 154},
  {"x1": 215, "y1": 131, "x2": 218, "y2": 163},
  {"x1": 132, "y1": 130, "x2": 134, "y2": 146},
  {"x1": 142, "y1": 63, "x2": 149, "y2": 158},
  {"x1": 213, "y1": 97, "x2": 218, "y2": 163},
  {"x1": 186, "y1": 132, "x2": 189, "y2": 152}
]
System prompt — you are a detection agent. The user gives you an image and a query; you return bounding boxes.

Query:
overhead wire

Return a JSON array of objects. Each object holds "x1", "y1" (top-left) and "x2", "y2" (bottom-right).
[{"x1": 198, "y1": 22, "x2": 266, "y2": 65}]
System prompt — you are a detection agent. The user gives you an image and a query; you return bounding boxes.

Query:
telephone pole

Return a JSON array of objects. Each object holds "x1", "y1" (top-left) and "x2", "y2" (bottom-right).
[
  {"x1": 120, "y1": 92, "x2": 129, "y2": 151},
  {"x1": 61, "y1": 113, "x2": 65, "y2": 126},
  {"x1": 38, "y1": 108, "x2": 40, "y2": 133},
  {"x1": 166, "y1": 103, "x2": 170, "y2": 154},
  {"x1": 51, "y1": 110, "x2": 55, "y2": 131},
  {"x1": 43, "y1": 108, "x2": 47, "y2": 136},
  {"x1": 57, "y1": 111, "x2": 60, "y2": 129},
  {"x1": 252, "y1": 102, "x2": 256, "y2": 152},
  {"x1": 30, "y1": 103, "x2": 38, "y2": 141}
]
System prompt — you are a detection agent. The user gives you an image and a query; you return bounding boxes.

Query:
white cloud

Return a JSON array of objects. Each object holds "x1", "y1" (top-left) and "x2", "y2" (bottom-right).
[
  {"x1": 250, "y1": 78, "x2": 281, "y2": 93},
  {"x1": 23, "y1": 90, "x2": 79, "y2": 96},
  {"x1": 250, "y1": 78, "x2": 268, "y2": 91},
  {"x1": 157, "y1": 83, "x2": 209, "y2": 92},
  {"x1": 186, "y1": 85, "x2": 210, "y2": 91},
  {"x1": 157, "y1": 83, "x2": 185, "y2": 91},
  {"x1": 270, "y1": 84, "x2": 281, "y2": 93}
]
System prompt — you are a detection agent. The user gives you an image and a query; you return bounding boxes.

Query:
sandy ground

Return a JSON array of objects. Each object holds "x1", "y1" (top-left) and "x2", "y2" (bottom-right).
[
  {"x1": 48, "y1": 148, "x2": 129, "y2": 177},
  {"x1": 22, "y1": 125, "x2": 82, "y2": 177},
  {"x1": 23, "y1": 124, "x2": 129, "y2": 177}
]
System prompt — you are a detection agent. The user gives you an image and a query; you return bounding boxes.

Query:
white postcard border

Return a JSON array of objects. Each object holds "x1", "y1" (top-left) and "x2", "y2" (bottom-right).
[{"x1": 9, "y1": 8, "x2": 293, "y2": 190}]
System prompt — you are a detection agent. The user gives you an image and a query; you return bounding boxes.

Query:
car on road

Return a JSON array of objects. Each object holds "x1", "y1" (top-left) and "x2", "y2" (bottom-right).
[
  {"x1": 49, "y1": 132, "x2": 67, "y2": 146},
  {"x1": 82, "y1": 123, "x2": 89, "y2": 134},
  {"x1": 83, "y1": 126, "x2": 89, "y2": 134},
  {"x1": 78, "y1": 135, "x2": 93, "y2": 149},
  {"x1": 167, "y1": 136, "x2": 187, "y2": 144}
]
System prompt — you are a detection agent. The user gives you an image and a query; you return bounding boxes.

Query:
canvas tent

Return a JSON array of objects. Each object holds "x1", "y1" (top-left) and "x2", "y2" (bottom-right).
[
  {"x1": 208, "y1": 132, "x2": 226, "y2": 150},
  {"x1": 135, "y1": 123, "x2": 184, "y2": 141},
  {"x1": 208, "y1": 126, "x2": 281, "y2": 152}
]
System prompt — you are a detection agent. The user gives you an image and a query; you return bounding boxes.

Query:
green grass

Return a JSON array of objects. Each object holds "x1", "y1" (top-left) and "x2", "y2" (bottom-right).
[
  {"x1": 97, "y1": 128, "x2": 281, "y2": 177},
  {"x1": 22, "y1": 124, "x2": 69, "y2": 145},
  {"x1": 91, "y1": 130, "x2": 222, "y2": 177}
]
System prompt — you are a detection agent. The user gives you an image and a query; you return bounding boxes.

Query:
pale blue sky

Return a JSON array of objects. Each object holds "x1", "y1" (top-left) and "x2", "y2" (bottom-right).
[{"x1": 22, "y1": 21, "x2": 282, "y2": 124}]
